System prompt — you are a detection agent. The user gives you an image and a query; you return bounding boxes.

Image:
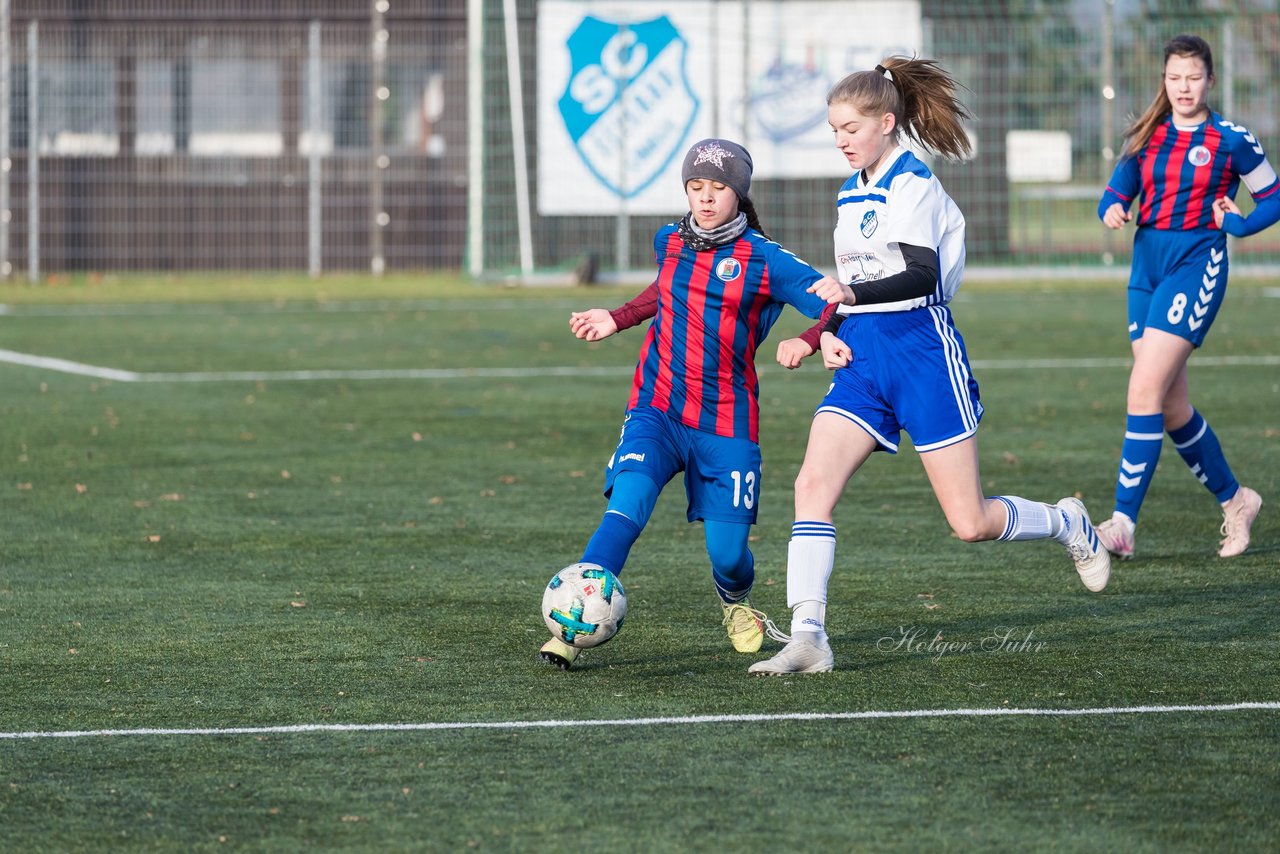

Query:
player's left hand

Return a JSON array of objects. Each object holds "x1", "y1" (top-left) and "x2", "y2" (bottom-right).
[
  {"x1": 819, "y1": 331, "x2": 852, "y2": 370},
  {"x1": 1212, "y1": 196, "x2": 1241, "y2": 228},
  {"x1": 775, "y1": 337, "x2": 814, "y2": 369},
  {"x1": 807, "y1": 276, "x2": 856, "y2": 306}
]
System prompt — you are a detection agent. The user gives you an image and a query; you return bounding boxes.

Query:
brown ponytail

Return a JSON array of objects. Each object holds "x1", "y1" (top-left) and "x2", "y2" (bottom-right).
[{"x1": 827, "y1": 56, "x2": 973, "y2": 162}]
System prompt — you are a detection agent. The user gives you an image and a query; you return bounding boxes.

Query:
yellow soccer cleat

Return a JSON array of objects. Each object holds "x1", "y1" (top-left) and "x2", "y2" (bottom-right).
[
  {"x1": 721, "y1": 601, "x2": 767, "y2": 654},
  {"x1": 539, "y1": 637, "x2": 580, "y2": 670}
]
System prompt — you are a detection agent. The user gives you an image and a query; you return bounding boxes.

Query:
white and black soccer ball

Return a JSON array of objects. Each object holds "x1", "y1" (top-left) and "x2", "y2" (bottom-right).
[{"x1": 542, "y1": 562, "x2": 627, "y2": 649}]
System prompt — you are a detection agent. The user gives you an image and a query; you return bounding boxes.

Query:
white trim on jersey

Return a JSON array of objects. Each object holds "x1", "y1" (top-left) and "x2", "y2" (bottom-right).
[
  {"x1": 1241, "y1": 159, "x2": 1279, "y2": 195},
  {"x1": 833, "y1": 146, "x2": 966, "y2": 315}
]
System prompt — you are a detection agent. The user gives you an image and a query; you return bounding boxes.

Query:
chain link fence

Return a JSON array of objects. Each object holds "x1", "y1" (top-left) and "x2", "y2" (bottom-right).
[{"x1": 5, "y1": 1, "x2": 1279, "y2": 278}]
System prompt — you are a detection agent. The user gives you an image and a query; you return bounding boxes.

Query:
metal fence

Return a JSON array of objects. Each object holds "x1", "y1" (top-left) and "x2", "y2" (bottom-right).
[
  {"x1": 5, "y1": 1, "x2": 1280, "y2": 279},
  {"x1": 4, "y1": 0, "x2": 469, "y2": 275}
]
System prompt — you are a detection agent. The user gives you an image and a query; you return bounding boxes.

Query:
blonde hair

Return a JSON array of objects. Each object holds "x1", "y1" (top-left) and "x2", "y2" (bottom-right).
[
  {"x1": 1122, "y1": 34, "x2": 1215, "y2": 158},
  {"x1": 828, "y1": 56, "x2": 973, "y2": 161}
]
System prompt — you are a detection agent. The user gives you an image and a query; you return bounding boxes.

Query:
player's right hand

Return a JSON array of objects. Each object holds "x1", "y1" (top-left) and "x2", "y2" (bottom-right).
[
  {"x1": 1212, "y1": 195, "x2": 1241, "y2": 228},
  {"x1": 775, "y1": 337, "x2": 814, "y2": 369},
  {"x1": 569, "y1": 309, "x2": 618, "y2": 341},
  {"x1": 807, "y1": 276, "x2": 856, "y2": 306},
  {"x1": 1102, "y1": 202, "x2": 1132, "y2": 230},
  {"x1": 819, "y1": 331, "x2": 851, "y2": 370}
]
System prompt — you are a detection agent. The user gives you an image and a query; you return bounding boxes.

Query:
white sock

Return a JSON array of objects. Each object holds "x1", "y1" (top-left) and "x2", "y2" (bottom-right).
[
  {"x1": 991, "y1": 495, "x2": 1058, "y2": 542},
  {"x1": 787, "y1": 521, "x2": 835, "y2": 641}
]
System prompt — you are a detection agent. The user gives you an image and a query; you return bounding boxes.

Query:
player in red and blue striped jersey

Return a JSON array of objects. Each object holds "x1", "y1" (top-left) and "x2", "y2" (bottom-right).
[
  {"x1": 538, "y1": 138, "x2": 849, "y2": 669},
  {"x1": 1094, "y1": 34, "x2": 1272, "y2": 561}
]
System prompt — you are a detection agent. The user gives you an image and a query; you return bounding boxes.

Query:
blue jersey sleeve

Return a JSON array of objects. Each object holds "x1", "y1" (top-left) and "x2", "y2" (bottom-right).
[
  {"x1": 759, "y1": 241, "x2": 827, "y2": 319},
  {"x1": 1099, "y1": 155, "x2": 1140, "y2": 220},
  {"x1": 1221, "y1": 193, "x2": 1280, "y2": 237},
  {"x1": 1224, "y1": 120, "x2": 1270, "y2": 180},
  {"x1": 1219, "y1": 125, "x2": 1280, "y2": 237}
]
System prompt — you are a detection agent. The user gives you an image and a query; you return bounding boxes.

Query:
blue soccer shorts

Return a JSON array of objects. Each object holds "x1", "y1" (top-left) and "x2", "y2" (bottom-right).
[
  {"x1": 1127, "y1": 227, "x2": 1228, "y2": 348},
  {"x1": 815, "y1": 305, "x2": 983, "y2": 454},
  {"x1": 602, "y1": 406, "x2": 761, "y2": 524}
]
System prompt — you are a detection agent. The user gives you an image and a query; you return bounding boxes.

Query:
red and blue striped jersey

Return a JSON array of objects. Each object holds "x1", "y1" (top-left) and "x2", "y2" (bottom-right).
[
  {"x1": 1101, "y1": 111, "x2": 1279, "y2": 230},
  {"x1": 627, "y1": 225, "x2": 828, "y2": 442}
]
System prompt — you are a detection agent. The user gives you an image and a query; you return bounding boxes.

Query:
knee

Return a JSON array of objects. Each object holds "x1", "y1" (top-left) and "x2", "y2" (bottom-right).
[
  {"x1": 1127, "y1": 387, "x2": 1162, "y2": 412},
  {"x1": 706, "y1": 537, "x2": 750, "y2": 574},
  {"x1": 793, "y1": 469, "x2": 838, "y2": 515},
  {"x1": 948, "y1": 516, "x2": 991, "y2": 544}
]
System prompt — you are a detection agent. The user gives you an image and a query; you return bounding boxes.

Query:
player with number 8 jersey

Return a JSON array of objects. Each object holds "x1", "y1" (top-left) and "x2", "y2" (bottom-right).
[{"x1": 1094, "y1": 34, "x2": 1274, "y2": 560}]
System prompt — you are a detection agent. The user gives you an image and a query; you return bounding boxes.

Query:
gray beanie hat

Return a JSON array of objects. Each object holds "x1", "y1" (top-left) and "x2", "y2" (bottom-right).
[{"x1": 681, "y1": 138, "x2": 753, "y2": 200}]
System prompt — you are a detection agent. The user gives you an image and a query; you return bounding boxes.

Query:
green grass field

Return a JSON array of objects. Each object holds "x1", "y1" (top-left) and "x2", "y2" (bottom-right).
[{"x1": 1, "y1": 274, "x2": 1277, "y2": 851}]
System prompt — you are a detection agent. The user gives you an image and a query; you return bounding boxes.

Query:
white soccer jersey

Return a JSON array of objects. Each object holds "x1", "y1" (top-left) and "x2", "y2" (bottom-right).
[{"x1": 832, "y1": 146, "x2": 966, "y2": 314}]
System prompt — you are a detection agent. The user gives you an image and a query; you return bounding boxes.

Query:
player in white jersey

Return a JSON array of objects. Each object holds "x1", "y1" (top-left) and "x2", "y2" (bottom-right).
[{"x1": 752, "y1": 57, "x2": 1111, "y2": 675}]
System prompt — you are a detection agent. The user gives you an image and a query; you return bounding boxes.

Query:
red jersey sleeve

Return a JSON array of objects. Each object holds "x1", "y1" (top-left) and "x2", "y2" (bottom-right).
[
  {"x1": 796, "y1": 303, "x2": 838, "y2": 352},
  {"x1": 609, "y1": 281, "x2": 660, "y2": 331}
]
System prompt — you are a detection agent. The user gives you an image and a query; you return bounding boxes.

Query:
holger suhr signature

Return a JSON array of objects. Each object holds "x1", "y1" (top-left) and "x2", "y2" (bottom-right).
[{"x1": 876, "y1": 625, "x2": 1047, "y2": 661}]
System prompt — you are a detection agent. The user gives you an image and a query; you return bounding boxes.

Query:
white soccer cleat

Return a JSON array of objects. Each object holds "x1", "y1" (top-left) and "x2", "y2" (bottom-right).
[
  {"x1": 1094, "y1": 511, "x2": 1136, "y2": 561},
  {"x1": 1219, "y1": 486, "x2": 1262, "y2": 558},
  {"x1": 1056, "y1": 498, "x2": 1111, "y2": 592},
  {"x1": 748, "y1": 638, "x2": 834, "y2": 675}
]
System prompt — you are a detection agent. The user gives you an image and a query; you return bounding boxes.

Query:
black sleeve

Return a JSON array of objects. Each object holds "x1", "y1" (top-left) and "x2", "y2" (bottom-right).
[
  {"x1": 849, "y1": 243, "x2": 939, "y2": 306},
  {"x1": 822, "y1": 308, "x2": 846, "y2": 335}
]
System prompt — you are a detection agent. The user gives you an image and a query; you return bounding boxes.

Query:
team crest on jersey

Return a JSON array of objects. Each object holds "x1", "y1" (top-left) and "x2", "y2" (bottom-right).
[
  {"x1": 715, "y1": 257, "x2": 742, "y2": 282},
  {"x1": 861, "y1": 210, "x2": 879, "y2": 238},
  {"x1": 557, "y1": 15, "x2": 698, "y2": 199},
  {"x1": 1188, "y1": 145, "x2": 1212, "y2": 167}
]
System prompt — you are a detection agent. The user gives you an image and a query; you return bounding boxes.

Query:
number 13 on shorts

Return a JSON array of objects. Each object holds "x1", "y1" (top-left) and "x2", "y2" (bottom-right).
[{"x1": 730, "y1": 470, "x2": 757, "y2": 509}]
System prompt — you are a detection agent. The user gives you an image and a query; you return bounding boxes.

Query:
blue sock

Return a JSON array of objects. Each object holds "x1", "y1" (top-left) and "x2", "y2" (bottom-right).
[
  {"x1": 580, "y1": 471, "x2": 660, "y2": 576},
  {"x1": 1168, "y1": 410, "x2": 1239, "y2": 504},
  {"x1": 704, "y1": 519, "x2": 754, "y2": 603},
  {"x1": 1114, "y1": 413, "x2": 1164, "y2": 523},
  {"x1": 580, "y1": 511, "x2": 642, "y2": 577}
]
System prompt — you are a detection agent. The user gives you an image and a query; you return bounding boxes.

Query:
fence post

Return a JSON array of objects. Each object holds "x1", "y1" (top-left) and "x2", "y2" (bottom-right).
[
  {"x1": 370, "y1": 0, "x2": 388, "y2": 276},
  {"x1": 466, "y1": 0, "x2": 483, "y2": 277},
  {"x1": 308, "y1": 19, "x2": 322, "y2": 279},
  {"x1": 502, "y1": 0, "x2": 533, "y2": 276},
  {"x1": 1100, "y1": 0, "x2": 1115, "y2": 263},
  {"x1": 26, "y1": 18, "x2": 36, "y2": 283},
  {"x1": 0, "y1": 0, "x2": 10, "y2": 280}
]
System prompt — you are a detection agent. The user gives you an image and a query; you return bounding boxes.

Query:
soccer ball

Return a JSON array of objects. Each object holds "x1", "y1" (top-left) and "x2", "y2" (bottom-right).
[{"x1": 542, "y1": 563, "x2": 627, "y2": 649}]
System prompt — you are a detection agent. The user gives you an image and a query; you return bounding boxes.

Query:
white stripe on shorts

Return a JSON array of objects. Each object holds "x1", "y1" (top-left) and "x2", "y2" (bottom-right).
[
  {"x1": 815, "y1": 405, "x2": 899, "y2": 453},
  {"x1": 929, "y1": 306, "x2": 979, "y2": 434}
]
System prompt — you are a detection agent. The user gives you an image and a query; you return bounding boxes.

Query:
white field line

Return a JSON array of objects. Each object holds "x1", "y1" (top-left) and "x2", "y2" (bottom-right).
[
  {"x1": 0, "y1": 299, "x2": 584, "y2": 316},
  {"x1": 2, "y1": 701, "x2": 1277, "y2": 741},
  {"x1": 0, "y1": 348, "x2": 141, "y2": 381},
  {"x1": 3, "y1": 348, "x2": 1280, "y2": 383},
  {"x1": 0, "y1": 285, "x2": 1276, "y2": 318}
]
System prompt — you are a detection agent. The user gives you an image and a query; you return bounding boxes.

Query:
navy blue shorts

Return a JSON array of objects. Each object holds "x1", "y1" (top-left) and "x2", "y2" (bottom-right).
[
  {"x1": 603, "y1": 406, "x2": 761, "y2": 524},
  {"x1": 1127, "y1": 227, "x2": 1228, "y2": 348},
  {"x1": 816, "y1": 306, "x2": 983, "y2": 453}
]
